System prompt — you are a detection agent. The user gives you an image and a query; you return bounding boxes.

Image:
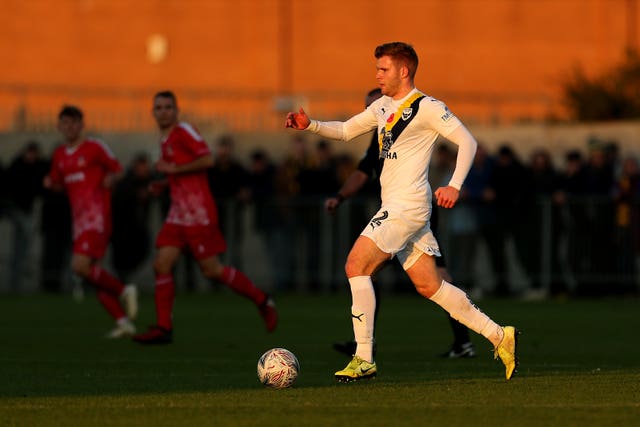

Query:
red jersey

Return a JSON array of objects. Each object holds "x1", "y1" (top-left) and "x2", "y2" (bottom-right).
[
  {"x1": 49, "y1": 139, "x2": 122, "y2": 239},
  {"x1": 161, "y1": 122, "x2": 219, "y2": 226}
]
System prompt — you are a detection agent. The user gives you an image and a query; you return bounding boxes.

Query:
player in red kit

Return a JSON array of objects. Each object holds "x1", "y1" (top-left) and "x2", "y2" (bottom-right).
[
  {"x1": 44, "y1": 105, "x2": 138, "y2": 338},
  {"x1": 133, "y1": 91, "x2": 277, "y2": 344}
]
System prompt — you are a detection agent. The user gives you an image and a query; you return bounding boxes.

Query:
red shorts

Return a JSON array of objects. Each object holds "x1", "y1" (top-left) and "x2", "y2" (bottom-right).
[
  {"x1": 73, "y1": 230, "x2": 110, "y2": 259},
  {"x1": 156, "y1": 222, "x2": 227, "y2": 260}
]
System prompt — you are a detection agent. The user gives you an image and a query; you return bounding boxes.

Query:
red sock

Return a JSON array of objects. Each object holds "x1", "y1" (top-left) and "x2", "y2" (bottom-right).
[
  {"x1": 220, "y1": 267, "x2": 266, "y2": 306},
  {"x1": 97, "y1": 290, "x2": 126, "y2": 320},
  {"x1": 155, "y1": 273, "x2": 175, "y2": 330},
  {"x1": 89, "y1": 265, "x2": 125, "y2": 296}
]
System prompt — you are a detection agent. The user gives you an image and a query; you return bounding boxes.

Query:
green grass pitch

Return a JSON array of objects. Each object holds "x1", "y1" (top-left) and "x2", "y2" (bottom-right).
[{"x1": 0, "y1": 291, "x2": 638, "y2": 426}]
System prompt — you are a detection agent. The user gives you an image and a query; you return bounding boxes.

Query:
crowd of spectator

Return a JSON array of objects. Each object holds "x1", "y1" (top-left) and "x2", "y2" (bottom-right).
[{"x1": 0, "y1": 134, "x2": 638, "y2": 298}]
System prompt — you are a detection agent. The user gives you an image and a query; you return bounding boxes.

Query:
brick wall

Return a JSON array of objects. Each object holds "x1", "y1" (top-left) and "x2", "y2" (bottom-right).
[{"x1": 0, "y1": 0, "x2": 637, "y2": 130}]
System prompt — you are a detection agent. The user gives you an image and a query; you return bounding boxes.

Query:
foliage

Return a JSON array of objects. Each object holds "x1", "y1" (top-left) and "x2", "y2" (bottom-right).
[{"x1": 562, "y1": 49, "x2": 640, "y2": 120}]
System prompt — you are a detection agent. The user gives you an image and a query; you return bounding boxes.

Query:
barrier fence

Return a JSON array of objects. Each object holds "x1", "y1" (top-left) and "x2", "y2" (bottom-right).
[{"x1": 1, "y1": 195, "x2": 638, "y2": 298}]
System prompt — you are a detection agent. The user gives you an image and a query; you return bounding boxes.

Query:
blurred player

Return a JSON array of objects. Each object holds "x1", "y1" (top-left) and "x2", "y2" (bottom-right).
[
  {"x1": 133, "y1": 91, "x2": 277, "y2": 344},
  {"x1": 44, "y1": 105, "x2": 138, "y2": 338},
  {"x1": 286, "y1": 42, "x2": 518, "y2": 381},
  {"x1": 329, "y1": 88, "x2": 476, "y2": 359}
]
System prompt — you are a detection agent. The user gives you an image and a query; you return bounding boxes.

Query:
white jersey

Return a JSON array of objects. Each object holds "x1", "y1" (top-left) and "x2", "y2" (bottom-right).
[{"x1": 307, "y1": 88, "x2": 471, "y2": 215}]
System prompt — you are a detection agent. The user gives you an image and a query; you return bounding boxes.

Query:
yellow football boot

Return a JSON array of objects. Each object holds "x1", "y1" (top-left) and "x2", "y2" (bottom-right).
[
  {"x1": 335, "y1": 355, "x2": 377, "y2": 382},
  {"x1": 494, "y1": 326, "x2": 519, "y2": 380}
]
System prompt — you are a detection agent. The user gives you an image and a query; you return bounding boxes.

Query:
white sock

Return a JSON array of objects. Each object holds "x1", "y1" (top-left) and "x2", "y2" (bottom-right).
[
  {"x1": 116, "y1": 317, "x2": 131, "y2": 326},
  {"x1": 430, "y1": 280, "x2": 504, "y2": 347},
  {"x1": 348, "y1": 276, "x2": 376, "y2": 362}
]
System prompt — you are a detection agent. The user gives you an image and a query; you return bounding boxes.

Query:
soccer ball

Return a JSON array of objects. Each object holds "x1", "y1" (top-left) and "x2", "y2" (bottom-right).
[{"x1": 257, "y1": 348, "x2": 300, "y2": 388}]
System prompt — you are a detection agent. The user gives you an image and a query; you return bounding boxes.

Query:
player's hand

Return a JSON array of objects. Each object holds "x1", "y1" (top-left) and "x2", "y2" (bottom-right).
[
  {"x1": 103, "y1": 173, "x2": 117, "y2": 189},
  {"x1": 148, "y1": 180, "x2": 168, "y2": 196},
  {"x1": 434, "y1": 185, "x2": 459, "y2": 209},
  {"x1": 324, "y1": 197, "x2": 341, "y2": 215},
  {"x1": 156, "y1": 159, "x2": 177, "y2": 174},
  {"x1": 285, "y1": 108, "x2": 310, "y2": 130},
  {"x1": 43, "y1": 175, "x2": 62, "y2": 192}
]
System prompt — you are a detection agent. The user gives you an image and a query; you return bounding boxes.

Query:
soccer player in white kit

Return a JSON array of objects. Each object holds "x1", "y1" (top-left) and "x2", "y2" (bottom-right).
[{"x1": 285, "y1": 42, "x2": 518, "y2": 381}]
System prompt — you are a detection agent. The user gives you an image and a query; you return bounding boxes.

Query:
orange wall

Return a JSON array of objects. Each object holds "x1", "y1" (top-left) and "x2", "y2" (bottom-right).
[{"x1": 0, "y1": 0, "x2": 637, "y2": 130}]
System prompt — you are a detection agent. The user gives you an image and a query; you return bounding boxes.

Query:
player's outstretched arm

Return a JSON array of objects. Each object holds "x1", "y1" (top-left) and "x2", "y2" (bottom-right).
[
  {"x1": 287, "y1": 106, "x2": 375, "y2": 141},
  {"x1": 285, "y1": 108, "x2": 311, "y2": 130}
]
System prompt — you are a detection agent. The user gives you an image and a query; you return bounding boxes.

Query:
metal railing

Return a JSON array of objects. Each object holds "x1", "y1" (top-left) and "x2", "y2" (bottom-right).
[
  {"x1": 0, "y1": 196, "x2": 637, "y2": 297},
  {"x1": 0, "y1": 83, "x2": 554, "y2": 133}
]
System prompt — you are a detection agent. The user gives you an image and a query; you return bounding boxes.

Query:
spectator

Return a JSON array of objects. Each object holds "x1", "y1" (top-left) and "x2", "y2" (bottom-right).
[
  {"x1": 6, "y1": 141, "x2": 48, "y2": 292},
  {"x1": 519, "y1": 148, "x2": 565, "y2": 300},
  {"x1": 275, "y1": 135, "x2": 313, "y2": 291},
  {"x1": 207, "y1": 135, "x2": 250, "y2": 268},
  {"x1": 299, "y1": 139, "x2": 340, "y2": 291},
  {"x1": 0, "y1": 159, "x2": 8, "y2": 290},
  {"x1": 246, "y1": 149, "x2": 291, "y2": 291},
  {"x1": 301, "y1": 139, "x2": 339, "y2": 196},
  {"x1": 558, "y1": 149, "x2": 589, "y2": 294},
  {"x1": 334, "y1": 152, "x2": 357, "y2": 189},
  {"x1": 612, "y1": 155, "x2": 640, "y2": 293},
  {"x1": 430, "y1": 143, "x2": 455, "y2": 257},
  {"x1": 40, "y1": 145, "x2": 73, "y2": 293},
  {"x1": 578, "y1": 142, "x2": 616, "y2": 295},
  {"x1": 485, "y1": 144, "x2": 528, "y2": 296},
  {"x1": 276, "y1": 134, "x2": 311, "y2": 198},
  {"x1": 430, "y1": 144, "x2": 455, "y2": 195},
  {"x1": 0, "y1": 159, "x2": 7, "y2": 218},
  {"x1": 448, "y1": 143, "x2": 495, "y2": 299},
  {"x1": 111, "y1": 153, "x2": 153, "y2": 283}
]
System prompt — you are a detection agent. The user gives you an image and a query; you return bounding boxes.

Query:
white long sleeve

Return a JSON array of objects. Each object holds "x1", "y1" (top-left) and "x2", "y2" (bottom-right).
[
  {"x1": 306, "y1": 108, "x2": 378, "y2": 142},
  {"x1": 443, "y1": 125, "x2": 477, "y2": 190}
]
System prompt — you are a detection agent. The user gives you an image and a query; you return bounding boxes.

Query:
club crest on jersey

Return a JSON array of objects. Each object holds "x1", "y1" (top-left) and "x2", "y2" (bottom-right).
[
  {"x1": 77, "y1": 156, "x2": 86, "y2": 167},
  {"x1": 379, "y1": 130, "x2": 399, "y2": 160},
  {"x1": 402, "y1": 107, "x2": 413, "y2": 120},
  {"x1": 381, "y1": 130, "x2": 393, "y2": 151}
]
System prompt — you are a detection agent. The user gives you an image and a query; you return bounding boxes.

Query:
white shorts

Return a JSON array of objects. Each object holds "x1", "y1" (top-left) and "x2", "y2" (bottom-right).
[{"x1": 360, "y1": 206, "x2": 441, "y2": 270}]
